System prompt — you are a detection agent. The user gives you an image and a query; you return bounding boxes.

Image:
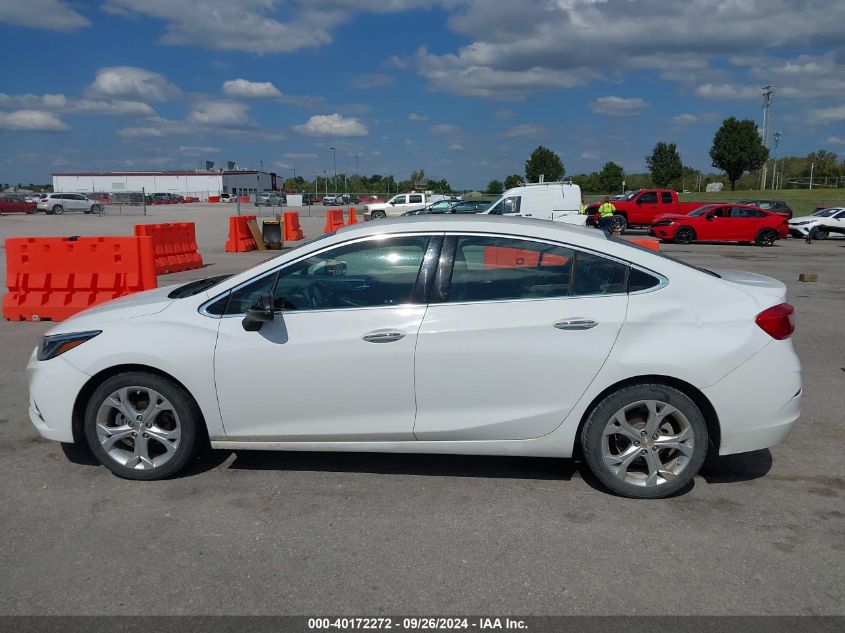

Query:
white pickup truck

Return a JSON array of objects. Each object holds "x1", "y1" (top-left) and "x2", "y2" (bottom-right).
[{"x1": 364, "y1": 192, "x2": 452, "y2": 220}]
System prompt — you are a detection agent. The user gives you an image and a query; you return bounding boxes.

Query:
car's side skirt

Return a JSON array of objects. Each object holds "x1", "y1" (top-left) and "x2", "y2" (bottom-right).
[{"x1": 210, "y1": 438, "x2": 569, "y2": 458}]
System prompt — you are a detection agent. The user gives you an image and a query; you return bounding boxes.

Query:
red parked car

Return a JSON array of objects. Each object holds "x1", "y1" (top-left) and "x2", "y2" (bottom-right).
[
  {"x1": 0, "y1": 195, "x2": 37, "y2": 214},
  {"x1": 649, "y1": 204, "x2": 788, "y2": 246}
]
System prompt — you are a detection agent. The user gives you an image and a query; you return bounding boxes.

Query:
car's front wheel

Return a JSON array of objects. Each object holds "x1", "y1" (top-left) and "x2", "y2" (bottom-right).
[
  {"x1": 610, "y1": 214, "x2": 627, "y2": 233},
  {"x1": 51, "y1": 205, "x2": 63, "y2": 215},
  {"x1": 369, "y1": 210, "x2": 386, "y2": 220},
  {"x1": 84, "y1": 372, "x2": 203, "y2": 480},
  {"x1": 674, "y1": 226, "x2": 695, "y2": 244},
  {"x1": 755, "y1": 228, "x2": 777, "y2": 247},
  {"x1": 580, "y1": 384, "x2": 708, "y2": 498}
]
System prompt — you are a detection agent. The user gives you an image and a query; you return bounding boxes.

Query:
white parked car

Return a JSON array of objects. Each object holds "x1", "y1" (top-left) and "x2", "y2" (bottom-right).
[
  {"x1": 787, "y1": 207, "x2": 845, "y2": 239},
  {"x1": 26, "y1": 216, "x2": 801, "y2": 498},
  {"x1": 36, "y1": 193, "x2": 103, "y2": 215},
  {"x1": 220, "y1": 193, "x2": 234, "y2": 203},
  {"x1": 481, "y1": 181, "x2": 586, "y2": 227}
]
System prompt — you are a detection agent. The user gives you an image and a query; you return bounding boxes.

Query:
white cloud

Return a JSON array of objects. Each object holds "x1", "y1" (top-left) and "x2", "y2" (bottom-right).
[
  {"x1": 0, "y1": 110, "x2": 69, "y2": 131},
  {"x1": 284, "y1": 152, "x2": 318, "y2": 159},
  {"x1": 811, "y1": 105, "x2": 845, "y2": 124},
  {"x1": 179, "y1": 145, "x2": 221, "y2": 156},
  {"x1": 581, "y1": 152, "x2": 599, "y2": 160},
  {"x1": 117, "y1": 126, "x2": 165, "y2": 138},
  {"x1": 428, "y1": 123, "x2": 461, "y2": 136},
  {"x1": 448, "y1": 143, "x2": 465, "y2": 151},
  {"x1": 274, "y1": 161, "x2": 294, "y2": 169},
  {"x1": 408, "y1": 113, "x2": 429, "y2": 121},
  {"x1": 494, "y1": 109, "x2": 517, "y2": 119},
  {"x1": 826, "y1": 136, "x2": 845, "y2": 145},
  {"x1": 0, "y1": 0, "x2": 89, "y2": 31},
  {"x1": 671, "y1": 113, "x2": 698, "y2": 126},
  {"x1": 222, "y1": 79, "x2": 282, "y2": 98},
  {"x1": 294, "y1": 113, "x2": 368, "y2": 137},
  {"x1": 503, "y1": 124, "x2": 543, "y2": 138},
  {"x1": 694, "y1": 83, "x2": 759, "y2": 100},
  {"x1": 88, "y1": 66, "x2": 179, "y2": 102},
  {"x1": 590, "y1": 96, "x2": 648, "y2": 116},
  {"x1": 0, "y1": 92, "x2": 156, "y2": 117},
  {"x1": 187, "y1": 101, "x2": 254, "y2": 127}
]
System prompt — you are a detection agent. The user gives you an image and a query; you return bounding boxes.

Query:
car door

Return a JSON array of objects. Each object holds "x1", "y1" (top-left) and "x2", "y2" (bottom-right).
[
  {"x1": 71, "y1": 194, "x2": 89, "y2": 211},
  {"x1": 634, "y1": 191, "x2": 660, "y2": 222},
  {"x1": 212, "y1": 234, "x2": 439, "y2": 441},
  {"x1": 729, "y1": 206, "x2": 762, "y2": 240},
  {"x1": 413, "y1": 234, "x2": 628, "y2": 441},
  {"x1": 698, "y1": 206, "x2": 730, "y2": 240}
]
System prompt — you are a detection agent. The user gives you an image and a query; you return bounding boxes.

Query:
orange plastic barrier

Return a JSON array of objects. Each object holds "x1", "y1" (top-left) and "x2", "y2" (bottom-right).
[
  {"x1": 323, "y1": 209, "x2": 345, "y2": 233},
  {"x1": 483, "y1": 246, "x2": 569, "y2": 268},
  {"x1": 3, "y1": 236, "x2": 157, "y2": 322},
  {"x1": 208, "y1": 195, "x2": 221, "y2": 203},
  {"x1": 623, "y1": 237, "x2": 660, "y2": 251},
  {"x1": 225, "y1": 215, "x2": 257, "y2": 252},
  {"x1": 134, "y1": 223, "x2": 203, "y2": 275},
  {"x1": 347, "y1": 207, "x2": 358, "y2": 225},
  {"x1": 239, "y1": 195, "x2": 250, "y2": 203},
  {"x1": 283, "y1": 212, "x2": 304, "y2": 241}
]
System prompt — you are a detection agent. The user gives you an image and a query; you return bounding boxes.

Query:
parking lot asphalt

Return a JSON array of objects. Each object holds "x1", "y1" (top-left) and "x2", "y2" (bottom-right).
[{"x1": 1, "y1": 204, "x2": 843, "y2": 615}]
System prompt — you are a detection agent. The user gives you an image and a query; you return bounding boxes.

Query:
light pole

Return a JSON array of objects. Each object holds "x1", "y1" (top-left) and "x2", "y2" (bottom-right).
[
  {"x1": 771, "y1": 131, "x2": 781, "y2": 191},
  {"x1": 323, "y1": 170, "x2": 328, "y2": 196},
  {"x1": 354, "y1": 154, "x2": 359, "y2": 177},
  {"x1": 330, "y1": 147, "x2": 337, "y2": 195},
  {"x1": 809, "y1": 162, "x2": 815, "y2": 189}
]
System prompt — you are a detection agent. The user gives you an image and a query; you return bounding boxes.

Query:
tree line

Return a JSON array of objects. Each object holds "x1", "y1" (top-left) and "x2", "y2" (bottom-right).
[{"x1": 484, "y1": 118, "x2": 845, "y2": 195}]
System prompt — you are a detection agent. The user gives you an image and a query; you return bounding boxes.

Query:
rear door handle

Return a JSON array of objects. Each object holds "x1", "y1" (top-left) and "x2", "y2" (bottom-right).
[
  {"x1": 554, "y1": 319, "x2": 598, "y2": 330},
  {"x1": 362, "y1": 331, "x2": 406, "y2": 343}
]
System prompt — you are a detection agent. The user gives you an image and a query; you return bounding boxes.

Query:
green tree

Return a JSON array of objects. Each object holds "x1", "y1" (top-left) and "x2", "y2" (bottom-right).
[
  {"x1": 486, "y1": 179, "x2": 504, "y2": 195},
  {"x1": 525, "y1": 146, "x2": 564, "y2": 182},
  {"x1": 646, "y1": 142, "x2": 683, "y2": 188},
  {"x1": 598, "y1": 161, "x2": 624, "y2": 193},
  {"x1": 504, "y1": 174, "x2": 523, "y2": 189},
  {"x1": 709, "y1": 117, "x2": 769, "y2": 190}
]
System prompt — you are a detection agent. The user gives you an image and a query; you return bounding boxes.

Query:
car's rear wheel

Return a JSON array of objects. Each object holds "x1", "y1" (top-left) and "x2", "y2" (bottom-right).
[
  {"x1": 813, "y1": 228, "x2": 829, "y2": 240},
  {"x1": 755, "y1": 228, "x2": 777, "y2": 247},
  {"x1": 370, "y1": 210, "x2": 386, "y2": 220},
  {"x1": 674, "y1": 226, "x2": 695, "y2": 244},
  {"x1": 84, "y1": 372, "x2": 203, "y2": 480},
  {"x1": 88, "y1": 204, "x2": 101, "y2": 214},
  {"x1": 610, "y1": 214, "x2": 627, "y2": 233},
  {"x1": 52, "y1": 205, "x2": 63, "y2": 215},
  {"x1": 581, "y1": 384, "x2": 708, "y2": 499}
]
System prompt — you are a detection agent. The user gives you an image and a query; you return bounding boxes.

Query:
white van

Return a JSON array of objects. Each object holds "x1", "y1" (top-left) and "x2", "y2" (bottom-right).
[{"x1": 481, "y1": 181, "x2": 586, "y2": 226}]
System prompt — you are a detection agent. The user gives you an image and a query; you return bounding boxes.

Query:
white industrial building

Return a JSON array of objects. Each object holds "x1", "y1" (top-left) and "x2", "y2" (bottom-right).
[{"x1": 52, "y1": 170, "x2": 278, "y2": 198}]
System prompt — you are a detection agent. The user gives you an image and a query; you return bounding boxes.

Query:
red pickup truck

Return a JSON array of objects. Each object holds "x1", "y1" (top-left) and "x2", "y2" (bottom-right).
[{"x1": 585, "y1": 189, "x2": 708, "y2": 232}]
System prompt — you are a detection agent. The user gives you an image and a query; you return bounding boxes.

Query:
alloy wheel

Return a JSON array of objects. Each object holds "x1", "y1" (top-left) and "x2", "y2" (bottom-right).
[
  {"x1": 601, "y1": 399, "x2": 695, "y2": 488},
  {"x1": 95, "y1": 386, "x2": 181, "y2": 471}
]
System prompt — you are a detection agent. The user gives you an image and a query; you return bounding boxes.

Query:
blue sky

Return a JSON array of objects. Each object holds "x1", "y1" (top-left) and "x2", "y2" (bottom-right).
[{"x1": 1, "y1": 0, "x2": 844, "y2": 188}]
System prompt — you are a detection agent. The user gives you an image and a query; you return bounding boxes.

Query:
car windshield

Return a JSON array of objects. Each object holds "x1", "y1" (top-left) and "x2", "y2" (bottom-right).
[
  {"x1": 688, "y1": 205, "x2": 715, "y2": 216},
  {"x1": 811, "y1": 208, "x2": 840, "y2": 217}
]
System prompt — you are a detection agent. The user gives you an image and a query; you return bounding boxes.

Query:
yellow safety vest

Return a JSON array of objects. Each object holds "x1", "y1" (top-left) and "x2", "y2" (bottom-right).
[
  {"x1": 580, "y1": 204, "x2": 587, "y2": 214},
  {"x1": 598, "y1": 202, "x2": 616, "y2": 217}
]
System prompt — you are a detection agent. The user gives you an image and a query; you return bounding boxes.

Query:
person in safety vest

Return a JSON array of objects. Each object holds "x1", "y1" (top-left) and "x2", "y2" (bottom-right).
[
  {"x1": 579, "y1": 199, "x2": 588, "y2": 214},
  {"x1": 596, "y1": 196, "x2": 616, "y2": 236}
]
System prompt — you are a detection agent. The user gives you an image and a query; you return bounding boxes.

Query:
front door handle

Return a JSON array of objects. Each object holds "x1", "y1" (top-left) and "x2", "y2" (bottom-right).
[
  {"x1": 362, "y1": 331, "x2": 406, "y2": 343},
  {"x1": 554, "y1": 319, "x2": 598, "y2": 330}
]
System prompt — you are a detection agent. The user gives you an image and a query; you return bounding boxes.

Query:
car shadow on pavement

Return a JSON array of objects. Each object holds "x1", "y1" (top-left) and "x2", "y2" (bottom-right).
[
  {"x1": 219, "y1": 450, "x2": 580, "y2": 481},
  {"x1": 699, "y1": 449, "x2": 773, "y2": 484}
]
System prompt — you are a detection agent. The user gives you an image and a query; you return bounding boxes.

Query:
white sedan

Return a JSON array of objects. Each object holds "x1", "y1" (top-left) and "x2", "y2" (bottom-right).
[
  {"x1": 26, "y1": 216, "x2": 802, "y2": 498},
  {"x1": 787, "y1": 207, "x2": 845, "y2": 239}
]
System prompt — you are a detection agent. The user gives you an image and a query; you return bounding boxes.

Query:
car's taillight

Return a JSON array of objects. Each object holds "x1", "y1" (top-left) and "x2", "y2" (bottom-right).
[{"x1": 755, "y1": 303, "x2": 795, "y2": 340}]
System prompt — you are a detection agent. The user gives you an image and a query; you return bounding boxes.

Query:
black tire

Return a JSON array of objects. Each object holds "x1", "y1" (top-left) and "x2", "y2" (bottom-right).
[
  {"x1": 755, "y1": 228, "x2": 777, "y2": 247},
  {"x1": 610, "y1": 214, "x2": 627, "y2": 233},
  {"x1": 674, "y1": 226, "x2": 696, "y2": 244},
  {"x1": 580, "y1": 383, "x2": 709, "y2": 499},
  {"x1": 87, "y1": 204, "x2": 101, "y2": 214},
  {"x1": 51, "y1": 205, "x2": 63, "y2": 215},
  {"x1": 813, "y1": 229, "x2": 829, "y2": 240},
  {"x1": 370, "y1": 210, "x2": 386, "y2": 220},
  {"x1": 83, "y1": 371, "x2": 203, "y2": 480}
]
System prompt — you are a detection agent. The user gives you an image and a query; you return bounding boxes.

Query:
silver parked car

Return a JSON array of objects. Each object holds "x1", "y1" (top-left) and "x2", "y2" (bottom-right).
[
  {"x1": 36, "y1": 193, "x2": 103, "y2": 215},
  {"x1": 255, "y1": 192, "x2": 285, "y2": 206}
]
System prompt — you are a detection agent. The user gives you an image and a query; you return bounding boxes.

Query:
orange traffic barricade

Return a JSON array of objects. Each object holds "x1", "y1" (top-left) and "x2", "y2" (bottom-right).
[
  {"x1": 482, "y1": 246, "x2": 570, "y2": 268},
  {"x1": 347, "y1": 207, "x2": 358, "y2": 224},
  {"x1": 323, "y1": 209, "x2": 345, "y2": 233},
  {"x1": 3, "y1": 236, "x2": 157, "y2": 322},
  {"x1": 208, "y1": 195, "x2": 221, "y2": 203},
  {"x1": 623, "y1": 237, "x2": 660, "y2": 251},
  {"x1": 283, "y1": 212, "x2": 304, "y2": 241},
  {"x1": 134, "y1": 222, "x2": 203, "y2": 275},
  {"x1": 225, "y1": 215, "x2": 258, "y2": 252}
]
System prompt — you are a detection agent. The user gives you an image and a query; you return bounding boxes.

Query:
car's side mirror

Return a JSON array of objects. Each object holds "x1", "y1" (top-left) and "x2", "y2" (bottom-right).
[{"x1": 242, "y1": 293, "x2": 274, "y2": 332}]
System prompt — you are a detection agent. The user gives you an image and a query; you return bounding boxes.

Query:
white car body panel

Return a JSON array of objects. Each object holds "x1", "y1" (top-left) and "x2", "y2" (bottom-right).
[
  {"x1": 481, "y1": 182, "x2": 583, "y2": 223},
  {"x1": 26, "y1": 216, "x2": 801, "y2": 460}
]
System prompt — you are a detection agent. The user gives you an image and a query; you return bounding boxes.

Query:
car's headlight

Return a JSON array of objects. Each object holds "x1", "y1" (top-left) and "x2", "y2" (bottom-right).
[
  {"x1": 654, "y1": 221, "x2": 675, "y2": 227},
  {"x1": 37, "y1": 330, "x2": 102, "y2": 361}
]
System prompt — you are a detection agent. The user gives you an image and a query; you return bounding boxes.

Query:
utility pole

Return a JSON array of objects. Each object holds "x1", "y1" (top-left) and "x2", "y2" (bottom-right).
[
  {"x1": 323, "y1": 170, "x2": 328, "y2": 196},
  {"x1": 354, "y1": 154, "x2": 359, "y2": 177},
  {"x1": 759, "y1": 85, "x2": 774, "y2": 190},
  {"x1": 809, "y1": 162, "x2": 815, "y2": 189},
  {"x1": 330, "y1": 147, "x2": 337, "y2": 195},
  {"x1": 771, "y1": 131, "x2": 781, "y2": 191}
]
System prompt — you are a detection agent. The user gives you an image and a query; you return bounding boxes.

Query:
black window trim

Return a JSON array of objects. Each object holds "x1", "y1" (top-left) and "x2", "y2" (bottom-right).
[{"x1": 199, "y1": 232, "x2": 444, "y2": 318}]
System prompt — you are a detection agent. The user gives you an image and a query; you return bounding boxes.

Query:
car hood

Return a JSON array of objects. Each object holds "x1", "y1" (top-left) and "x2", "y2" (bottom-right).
[
  {"x1": 46, "y1": 285, "x2": 178, "y2": 335},
  {"x1": 711, "y1": 268, "x2": 787, "y2": 302},
  {"x1": 788, "y1": 217, "x2": 817, "y2": 225}
]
